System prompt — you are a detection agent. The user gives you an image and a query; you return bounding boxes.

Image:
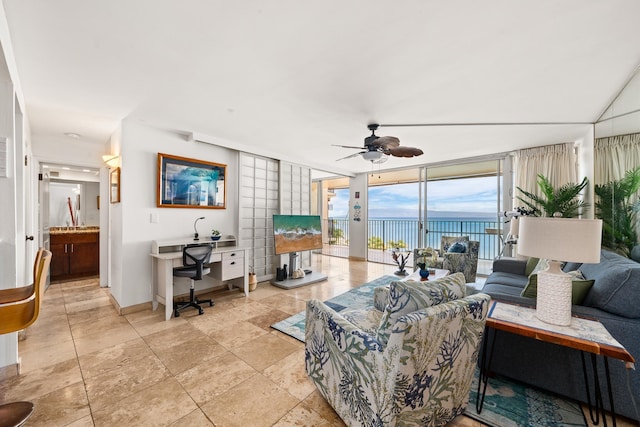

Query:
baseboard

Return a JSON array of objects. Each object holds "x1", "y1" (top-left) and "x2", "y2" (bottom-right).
[{"x1": 348, "y1": 256, "x2": 366, "y2": 261}]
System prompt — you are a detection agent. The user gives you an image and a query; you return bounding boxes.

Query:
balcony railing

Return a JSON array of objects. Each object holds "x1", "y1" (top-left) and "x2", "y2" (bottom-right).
[{"x1": 323, "y1": 218, "x2": 502, "y2": 264}]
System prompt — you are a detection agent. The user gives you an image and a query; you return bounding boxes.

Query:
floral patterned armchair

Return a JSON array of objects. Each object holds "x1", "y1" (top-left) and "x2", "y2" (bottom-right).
[
  {"x1": 305, "y1": 274, "x2": 491, "y2": 427},
  {"x1": 439, "y1": 236, "x2": 480, "y2": 283}
]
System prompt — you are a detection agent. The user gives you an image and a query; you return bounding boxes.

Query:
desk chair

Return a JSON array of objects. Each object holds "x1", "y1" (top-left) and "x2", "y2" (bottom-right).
[
  {"x1": 173, "y1": 244, "x2": 214, "y2": 317},
  {"x1": 0, "y1": 248, "x2": 52, "y2": 427}
]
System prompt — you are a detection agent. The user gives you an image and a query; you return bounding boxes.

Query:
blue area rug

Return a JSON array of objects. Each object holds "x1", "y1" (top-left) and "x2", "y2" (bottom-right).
[
  {"x1": 271, "y1": 274, "x2": 587, "y2": 427},
  {"x1": 270, "y1": 274, "x2": 398, "y2": 342}
]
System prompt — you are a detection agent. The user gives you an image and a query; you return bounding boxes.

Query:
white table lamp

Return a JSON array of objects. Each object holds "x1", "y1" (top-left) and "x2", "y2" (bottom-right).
[{"x1": 518, "y1": 217, "x2": 602, "y2": 326}]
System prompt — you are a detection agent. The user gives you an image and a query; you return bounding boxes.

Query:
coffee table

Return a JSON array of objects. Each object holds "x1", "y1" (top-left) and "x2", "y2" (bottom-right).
[
  {"x1": 477, "y1": 301, "x2": 635, "y2": 426},
  {"x1": 404, "y1": 268, "x2": 449, "y2": 282}
]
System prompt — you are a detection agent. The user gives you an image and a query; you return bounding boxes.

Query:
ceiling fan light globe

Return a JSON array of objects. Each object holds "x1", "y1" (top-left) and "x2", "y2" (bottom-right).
[{"x1": 362, "y1": 151, "x2": 384, "y2": 161}]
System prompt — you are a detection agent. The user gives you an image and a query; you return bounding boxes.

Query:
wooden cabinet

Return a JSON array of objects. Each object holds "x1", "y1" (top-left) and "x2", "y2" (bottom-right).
[{"x1": 50, "y1": 232, "x2": 99, "y2": 281}]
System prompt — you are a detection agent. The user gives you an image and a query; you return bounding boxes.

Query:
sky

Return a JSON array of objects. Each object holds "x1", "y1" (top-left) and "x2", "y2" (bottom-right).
[{"x1": 328, "y1": 176, "x2": 499, "y2": 219}]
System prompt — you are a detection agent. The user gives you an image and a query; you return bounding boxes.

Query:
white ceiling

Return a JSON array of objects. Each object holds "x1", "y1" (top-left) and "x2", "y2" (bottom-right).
[{"x1": 3, "y1": 1, "x2": 640, "y2": 175}]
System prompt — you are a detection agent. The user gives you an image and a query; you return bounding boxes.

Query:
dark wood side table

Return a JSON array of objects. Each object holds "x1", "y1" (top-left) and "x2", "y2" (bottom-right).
[{"x1": 476, "y1": 301, "x2": 635, "y2": 427}]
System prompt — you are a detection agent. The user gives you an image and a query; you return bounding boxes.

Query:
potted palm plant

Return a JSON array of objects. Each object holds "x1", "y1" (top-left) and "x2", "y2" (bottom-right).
[
  {"x1": 595, "y1": 166, "x2": 640, "y2": 257},
  {"x1": 517, "y1": 174, "x2": 589, "y2": 218}
]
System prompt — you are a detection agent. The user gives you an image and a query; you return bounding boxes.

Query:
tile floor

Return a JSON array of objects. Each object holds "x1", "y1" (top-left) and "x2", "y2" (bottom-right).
[{"x1": 1, "y1": 255, "x2": 634, "y2": 426}]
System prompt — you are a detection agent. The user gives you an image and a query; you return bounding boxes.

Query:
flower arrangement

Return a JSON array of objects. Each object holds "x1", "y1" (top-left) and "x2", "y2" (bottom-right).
[
  {"x1": 415, "y1": 247, "x2": 438, "y2": 269},
  {"x1": 211, "y1": 229, "x2": 221, "y2": 241},
  {"x1": 391, "y1": 248, "x2": 411, "y2": 276}
]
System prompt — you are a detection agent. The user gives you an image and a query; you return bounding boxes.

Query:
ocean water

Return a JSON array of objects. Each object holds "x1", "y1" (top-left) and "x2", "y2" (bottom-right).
[{"x1": 327, "y1": 216, "x2": 502, "y2": 259}]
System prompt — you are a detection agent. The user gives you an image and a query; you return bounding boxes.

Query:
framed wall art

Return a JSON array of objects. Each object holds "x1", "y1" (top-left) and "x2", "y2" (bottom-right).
[
  {"x1": 157, "y1": 153, "x2": 226, "y2": 209},
  {"x1": 110, "y1": 167, "x2": 121, "y2": 203}
]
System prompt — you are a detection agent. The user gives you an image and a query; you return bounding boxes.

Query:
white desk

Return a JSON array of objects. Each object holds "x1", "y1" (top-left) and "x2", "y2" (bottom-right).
[{"x1": 150, "y1": 237, "x2": 248, "y2": 320}]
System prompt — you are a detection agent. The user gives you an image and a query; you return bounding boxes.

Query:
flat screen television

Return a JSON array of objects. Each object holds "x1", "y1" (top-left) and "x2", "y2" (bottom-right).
[{"x1": 273, "y1": 214, "x2": 323, "y2": 255}]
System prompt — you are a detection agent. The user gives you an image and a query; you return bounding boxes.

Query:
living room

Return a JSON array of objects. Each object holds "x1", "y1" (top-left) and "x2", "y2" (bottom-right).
[{"x1": 1, "y1": 2, "x2": 640, "y2": 426}]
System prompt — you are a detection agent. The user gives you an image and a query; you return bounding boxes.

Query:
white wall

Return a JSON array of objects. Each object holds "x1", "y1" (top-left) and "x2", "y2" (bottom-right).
[
  {"x1": 595, "y1": 69, "x2": 640, "y2": 138},
  {"x1": 109, "y1": 120, "x2": 239, "y2": 308},
  {"x1": 348, "y1": 173, "x2": 368, "y2": 260}
]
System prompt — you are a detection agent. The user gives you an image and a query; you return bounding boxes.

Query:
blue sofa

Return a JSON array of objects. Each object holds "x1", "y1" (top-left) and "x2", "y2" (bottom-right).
[{"x1": 481, "y1": 249, "x2": 640, "y2": 421}]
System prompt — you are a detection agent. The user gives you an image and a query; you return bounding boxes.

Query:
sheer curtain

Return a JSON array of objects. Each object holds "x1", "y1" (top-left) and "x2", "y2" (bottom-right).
[
  {"x1": 514, "y1": 142, "x2": 578, "y2": 201},
  {"x1": 594, "y1": 133, "x2": 640, "y2": 185}
]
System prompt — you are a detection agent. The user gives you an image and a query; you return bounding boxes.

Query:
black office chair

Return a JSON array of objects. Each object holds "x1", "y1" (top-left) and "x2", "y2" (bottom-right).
[{"x1": 173, "y1": 244, "x2": 214, "y2": 317}]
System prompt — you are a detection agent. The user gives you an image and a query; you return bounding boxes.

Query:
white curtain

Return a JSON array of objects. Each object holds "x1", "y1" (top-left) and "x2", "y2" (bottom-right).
[
  {"x1": 594, "y1": 133, "x2": 640, "y2": 185},
  {"x1": 514, "y1": 143, "x2": 578, "y2": 201}
]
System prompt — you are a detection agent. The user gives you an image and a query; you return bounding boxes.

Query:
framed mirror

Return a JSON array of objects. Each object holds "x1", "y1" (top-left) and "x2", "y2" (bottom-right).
[
  {"x1": 110, "y1": 167, "x2": 121, "y2": 203},
  {"x1": 157, "y1": 153, "x2": 226, "y2": 209}
]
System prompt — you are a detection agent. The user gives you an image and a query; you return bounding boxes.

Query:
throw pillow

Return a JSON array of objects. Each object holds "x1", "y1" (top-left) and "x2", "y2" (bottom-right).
[
  {"x1": 441, "y1": 236, "x2": 469, "y2": 253},
  {"x1": 521, "y1": 271, "x2": 594, "y2": 305},
  {"x1": 376, "y1": 272, "x2": 466, "y2": 345},
  {"x1": 448, "y1": 242, "x2": 467, "y2": 253},
  {"x1": 528, "y1": 258, "x2": 549, "y2": 277},
  {"x1": 525, "y1": 257, "x2": 539, "y2": 276}
]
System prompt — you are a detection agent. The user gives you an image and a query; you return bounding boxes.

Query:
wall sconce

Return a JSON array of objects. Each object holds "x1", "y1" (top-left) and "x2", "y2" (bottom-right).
[{"x1": 102, "y1": 154, "x2": 120, "y2": 168}]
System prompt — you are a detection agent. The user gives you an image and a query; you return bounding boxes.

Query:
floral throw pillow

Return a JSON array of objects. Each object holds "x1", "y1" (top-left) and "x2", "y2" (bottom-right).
[{"x1": 376, "y1": 272, "x2": 466, "y2": 345}]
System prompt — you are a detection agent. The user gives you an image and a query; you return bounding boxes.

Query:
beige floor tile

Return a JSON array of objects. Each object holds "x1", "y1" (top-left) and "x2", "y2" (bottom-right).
[
  {"x1": 63, "y1": 287, "x2": 109, "y2": 303},
  {"x1": 232, "y1": 333, "x2": 299, "y2": 372},
  {"x1": 176, "y1": 352, "x2": 255, "y2": 405},
  {"x1": 299, "y1": 389, "x2": 345, "y2": 426},
  {"x1": 129, "y1": 311, "x2": 190, "y2": 337},
  {"x1": 18, "y1": 320, "x2": 73, "y2": 353},
  {"x1": 84, "y1": 352, "x2": 170, "y2": 410},
  {"x1": 91, "y1": 377, "x2": 197, "y2": 427},
  {"x1": 258, "y1": 294, "x2": 308, "y2": 315},
  {"x1": 154, "y1": 336, "x2": 228, "y2": 375},
  {"x1": 18, "y1": 337, "x2": 77, "y2": 373},
  {"x1": 201, "y1": 373, "x2": 299, "y2": 427},
  {"x1": 246, "y1": 308, "x2": 292, "y2": 331},
  {"x1": 27, "y1": 381, "x2": 91, "y2": 426},
  {"x1": 143, "y1": 322, "x2": 209, "y2": 351},
  {"x1": 169, "y1": 408, "x2": 214, "y2": 426},
  {"x1": 66, "y1": 304, "x2": 122, "y2": 325},
  {"x1": 65, "y1": 415, "x2": 95, "y2": 427},
  {"x1": 0, "y1": 359, "x2": 83, "y2": 401},
  {"x1": 263, "y1": 350, "x2": 316, "y2": 400},
  {"x1": 272, "y1": 402, "x2": 335, "y2": 427},
  {"x1": 73, "y1": 323, "x2": 140, "y2": 356},
  {"x1": 78, "y1": 337, "x2": 154, "y2": 379},
  {"x1": 207, "y1": 320, "x2": 268, "y2": 349},
  {"x1": 65, "y1": 295, "x2": 112, "y2": 314},
  {"x1": 70, "y1": 311, "x2": 130, "y2": 339}
]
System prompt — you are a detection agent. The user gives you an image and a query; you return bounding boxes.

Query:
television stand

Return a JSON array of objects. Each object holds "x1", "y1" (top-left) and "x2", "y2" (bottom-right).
[{"x1": 271, "y1": 271, "x2": 328, "y2": 289}]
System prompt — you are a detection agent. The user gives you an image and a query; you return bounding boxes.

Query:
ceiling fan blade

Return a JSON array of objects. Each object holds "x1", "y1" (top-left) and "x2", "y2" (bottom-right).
[
  {"x1": 336, "y1": 151, "x2": 365, "y2": 161},
  {"x1": 369, "y1": 136, "x2": 400, "y2": 149},
  {"x1": 386, "y1": 146, "x2": 424, "y2": 158},
  {"x1": 332, "y1": 144, "x2": 367, "y2": 150}
]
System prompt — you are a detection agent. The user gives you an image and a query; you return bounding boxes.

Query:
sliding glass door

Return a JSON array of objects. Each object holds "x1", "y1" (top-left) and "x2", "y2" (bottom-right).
[{"x1": 422, "y1": 160, "x2": 504, "y2": 275}]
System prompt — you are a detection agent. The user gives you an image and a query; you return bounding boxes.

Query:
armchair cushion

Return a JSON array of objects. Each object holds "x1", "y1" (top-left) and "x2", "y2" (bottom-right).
[
  {"x1": 376, "y1": 273, "x2": 467, "y2": 345},
  {"x1": 443, "y1": 241, "x2": 480, "y2": 283}
]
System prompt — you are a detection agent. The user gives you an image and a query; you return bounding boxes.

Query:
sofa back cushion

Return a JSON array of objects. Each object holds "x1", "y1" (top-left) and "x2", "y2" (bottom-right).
[
  {"x1": 581, "y1": 249, "x2": 640, "y2": 318},
  {"x1": 376, "y1": 272, "x2": 466, "y2": 345}
]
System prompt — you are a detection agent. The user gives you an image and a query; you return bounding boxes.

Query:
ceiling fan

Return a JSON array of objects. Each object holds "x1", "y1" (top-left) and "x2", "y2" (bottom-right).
[{"x1": 334, "y1": 124, "x2": 424, "y2": 163}]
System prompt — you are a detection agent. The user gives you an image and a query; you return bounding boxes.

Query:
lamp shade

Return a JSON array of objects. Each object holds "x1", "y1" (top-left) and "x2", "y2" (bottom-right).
[{"x1": 518, "y1": 217, "x2": 602, "y2": 264}]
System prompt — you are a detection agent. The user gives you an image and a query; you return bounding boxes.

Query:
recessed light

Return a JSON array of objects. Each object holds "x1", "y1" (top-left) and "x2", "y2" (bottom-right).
[
  {"x1": 64, "y1": 132, "x2": 81, "y2": 139},
  {"x1": 82, "y1": 169, "x2": 91, "y2": 172},
  {"x1": 62, "y1": 167, "x2": 70, "y2": 170}
]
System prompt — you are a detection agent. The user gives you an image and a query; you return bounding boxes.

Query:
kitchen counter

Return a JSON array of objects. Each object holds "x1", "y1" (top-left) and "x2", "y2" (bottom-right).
[{"x1": 50, "y1": 227, "x2": 99, "y2": 235}]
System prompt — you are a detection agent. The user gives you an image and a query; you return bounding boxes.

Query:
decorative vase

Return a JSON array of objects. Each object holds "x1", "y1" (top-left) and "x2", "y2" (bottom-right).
[
  {"x1": 419, "y1": 268, "x2": 430, "y2": 281},
  {"x1": 211, "y1": 235, "x2": 221, "y2": 241}
]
